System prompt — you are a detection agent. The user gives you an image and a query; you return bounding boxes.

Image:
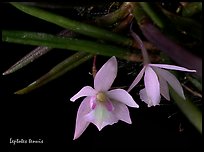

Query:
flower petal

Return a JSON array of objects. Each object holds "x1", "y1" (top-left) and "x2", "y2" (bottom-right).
[
  {"x1": 107, "y1": 89, "x2": 139, "y2": 108},
  {"x1": 144, "y1": 66, "x2": 161, "y2": 106},
  {"x1": 112, "y1": 101, "x2": 132, "y2": 124},
  {"x1": 139, "y1": 88, "x2": 155, "y2": 107},
  {"x1": 73, "y1": 97, "x2": 92, "y2": 140},
  {"x1": 157, "y1": 72, "x2": 170, "y2": 101},
  {"x1": 70, "y1": 86, "x2": 96, "y2": 102},
  {"x1": 85, "y1": 102, "x2": 118, "y2": 131},
  {"x1": 128, "y1": 66, "x2": 145, "y2": 92},
  {"x1": 94, "y1": 56, "x2": 117, "y2": 92},
  {"x1": 154, "y1": 67, "x2": 185, "y2": 100},
  {"x1": 150, "y1": 64, "x2": 196, "y2": 72}
]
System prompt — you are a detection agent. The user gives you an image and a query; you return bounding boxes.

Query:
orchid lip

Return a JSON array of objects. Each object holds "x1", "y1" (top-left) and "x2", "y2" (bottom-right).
[{"x1": 96, "y1": 92, "x2": 114, "y2": 111}]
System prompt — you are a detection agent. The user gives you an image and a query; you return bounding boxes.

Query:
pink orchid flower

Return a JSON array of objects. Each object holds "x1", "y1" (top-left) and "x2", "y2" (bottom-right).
[
  {"x1": 128, "y1": 25, "x2": 196, "y2": 107},
  {"x1": 70, "y1": 56, "x2": 139, "y2": 140}
]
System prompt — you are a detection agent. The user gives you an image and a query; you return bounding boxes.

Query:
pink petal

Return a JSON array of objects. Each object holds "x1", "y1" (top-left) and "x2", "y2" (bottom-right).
[
  {"x1": 85, "y1": 102, "x2": 118, "y2": 131},
  {"x1": 73, "y1": 97, "x2": 92, "y2": 140},
  {"x1": 70, "y1": 86, "x2": 96, "y2": 102},
  {"x1": 150, "y1": 64, "x2": 196, "y2": 72},
  {"x1": 128, "y1": 66, "x2": 145, "y2": 92},
  {"x1": 154, "y1": 67, "x2": 185, "y2": 100},
  {"x1": 94, "y1": 56, "x2": 117, "y2": 92},
  {"x1": 107, "y1": 89, "x2": 139, "y2": 108},
  {"x1": 157, "y1": 72, "x2": 170, "y2": 101},
  {"x1": 112, "y1": 101, "x2": 132, "y2": 124},
  {"x1": 139, "y1": 88, "x2": 157, "y2": 107},
  {"x1": 144, "y1": 66, "x2": 161, "y2": 106}
]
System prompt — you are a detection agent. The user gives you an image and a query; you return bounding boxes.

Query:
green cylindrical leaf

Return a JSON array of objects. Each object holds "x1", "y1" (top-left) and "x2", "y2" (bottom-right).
[
  {"x1": 15, "y1": 52, "x2": 93, "y2": 94},
  {"x1": 170, "y1": 86, "x2": 202, "y2": 134},
  {"x1": 2, "y1": 30, "x2": 141, "y2": 61},
  {"x1": 187, "y1": 75, "x2": 202, "y2": 92},
  {"x1": 3, "y1": 29, "x2": 74, "y2": 75},
  {"x1": 10, "y1": 2, "x2": 133, "y2": 47}
]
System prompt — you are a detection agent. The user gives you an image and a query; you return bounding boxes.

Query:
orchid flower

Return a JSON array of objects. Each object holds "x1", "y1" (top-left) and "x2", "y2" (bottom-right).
[
  {"x1": 128, "y1": 25, "x2": 196, "y2": 107},
  {"x1": 70, "y1": 56, "x2": 139, "y2": 140}
]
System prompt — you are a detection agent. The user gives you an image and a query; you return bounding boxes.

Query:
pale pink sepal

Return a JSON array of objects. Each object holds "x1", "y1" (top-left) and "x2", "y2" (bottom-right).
[
  {"x1": 150, "y1": 64, "x2": 196, "y2": 72},
  {"x1": 70, "y1": 86, "x2": 96, "y2": 102},
  {"x1": 128, "y1": 66, "x2": 145, "y2": 92},
  {"x1": 157, "y1": 73, "x2": 170, "y2": 101},
  {"x1": 155, "y1": 67, "x2": 185, "y2": 100},
  {"x1": 107, "y1": 89, "x2": 139, "y2": 108},
  {"x1": 94, "y1": 56, "x2": 117, "y2": 92},
  {"x1": 73, "y1": 97, "x2": 91, "y2": 140}
]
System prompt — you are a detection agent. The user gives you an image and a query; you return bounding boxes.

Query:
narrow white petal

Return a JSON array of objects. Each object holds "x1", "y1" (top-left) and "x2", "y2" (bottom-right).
[
  {"x1": 150, "y1": 64, "x2": 196, "y2": 72},
  {"x1": 154, "y1": 67, "x2": 185, "y2": 100},
  {"x1": 107, "y1": 89, "x2": 139, "y2": 108},
  {"x1": 70, "y1": 86, "x2": 96, "y2": 102},
  {"x1": 73, "y1": 97, "x2": 92, "y2": 140},
  {"x1": 144, "y1": 66, "x2": 161, "y2": 106},
  {"x1": 128, "y1": 66, "x2": 145, "y2": 92},
  {"x1": 94, "y1": 56, "x2": 117, "y2": 92}
]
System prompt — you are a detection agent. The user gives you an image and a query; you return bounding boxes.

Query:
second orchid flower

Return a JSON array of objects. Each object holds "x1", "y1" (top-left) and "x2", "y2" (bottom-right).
[{"x1": 128, "y1": 24, "x2": 196, "y2": 107}]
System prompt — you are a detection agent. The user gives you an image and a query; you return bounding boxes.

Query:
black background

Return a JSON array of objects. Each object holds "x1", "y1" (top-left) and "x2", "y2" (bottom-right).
[{"x1": 1, "y1": 2, "x2": 202, "y2": 150}]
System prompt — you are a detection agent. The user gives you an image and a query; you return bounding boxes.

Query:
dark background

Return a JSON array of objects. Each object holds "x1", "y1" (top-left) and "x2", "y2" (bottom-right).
[{"x1": 1, "y1": 2, "x2": 202, "y2": 150}]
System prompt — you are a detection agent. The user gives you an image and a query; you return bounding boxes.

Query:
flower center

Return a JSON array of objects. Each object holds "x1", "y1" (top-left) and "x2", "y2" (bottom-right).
[{"x1": 96, "y1": 92, "x2": 106, "y2": 102}]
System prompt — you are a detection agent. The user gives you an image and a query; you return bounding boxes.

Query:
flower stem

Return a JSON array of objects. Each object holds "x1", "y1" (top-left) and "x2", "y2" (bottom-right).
[
  {"x1": 92, "y1": 55, "x2": 97, "y2": 78},
  {"x1": 129, "y1": 23, "x2": 150, "y2": 65}
]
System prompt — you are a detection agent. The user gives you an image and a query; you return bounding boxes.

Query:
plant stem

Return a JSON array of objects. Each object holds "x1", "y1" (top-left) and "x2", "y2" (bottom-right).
[{"x1": 130, "y1": 23, "x2": 150, "y2": 65}]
